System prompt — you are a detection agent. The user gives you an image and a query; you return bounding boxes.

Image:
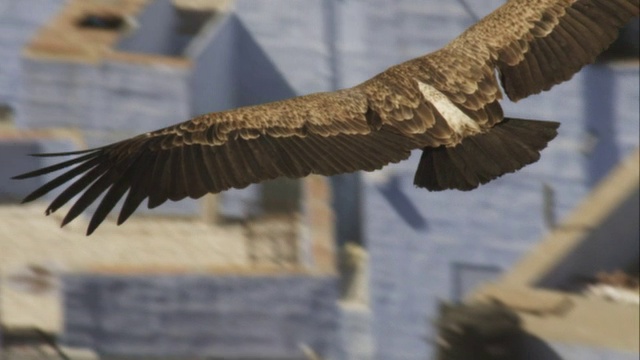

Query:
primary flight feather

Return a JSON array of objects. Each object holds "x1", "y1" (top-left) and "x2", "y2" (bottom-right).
[{"x1": 15, "y1": 0, "x2": 639, "y2": 234}]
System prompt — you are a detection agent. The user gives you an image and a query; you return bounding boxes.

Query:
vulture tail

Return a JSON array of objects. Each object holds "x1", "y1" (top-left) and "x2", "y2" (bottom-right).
[{"x1": 413, "y1": 118, "x2": 559, "y2": 191}]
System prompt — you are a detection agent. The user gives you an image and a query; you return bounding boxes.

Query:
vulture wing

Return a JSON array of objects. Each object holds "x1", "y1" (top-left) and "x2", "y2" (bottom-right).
[
  {"x1": 401, "y1": 0, "x2": 638, "y2": 190},
  {"x1": 421, "y1": 0, "x2": 639, "y2": 106},
  {"x1": 14, "y1": 88, "x2": 441, "y2": 235},
  {"x1": 14, "y1": 0, "x2": 639, "y2": 234}
]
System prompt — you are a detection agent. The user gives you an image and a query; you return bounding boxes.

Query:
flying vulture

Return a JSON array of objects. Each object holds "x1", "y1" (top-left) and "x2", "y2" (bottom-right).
[{"x1": 15, "y1": 0, "x2": 640, "y2": 235}]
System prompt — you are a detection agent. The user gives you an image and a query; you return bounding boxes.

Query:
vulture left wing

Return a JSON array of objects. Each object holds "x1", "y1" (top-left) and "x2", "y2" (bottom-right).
[{"x1": 14, "y1": 87, "x2": 438, "y2": 234}]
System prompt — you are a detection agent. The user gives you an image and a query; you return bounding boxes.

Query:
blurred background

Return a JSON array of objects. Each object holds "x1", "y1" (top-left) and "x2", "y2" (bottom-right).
[{"x1": 0, "y1": 0, "x2": 638, "y2": 359}]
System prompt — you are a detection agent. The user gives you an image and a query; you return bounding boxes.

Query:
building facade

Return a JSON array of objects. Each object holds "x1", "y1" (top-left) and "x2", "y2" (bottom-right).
[{"x1": 1, "y1": 0, "x2": 638, "y2": 359}]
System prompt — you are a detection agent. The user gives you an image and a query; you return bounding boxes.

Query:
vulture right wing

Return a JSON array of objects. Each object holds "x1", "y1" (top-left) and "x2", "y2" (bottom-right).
[{"x1": 422, "y1": 0, "x2": 639, "y2": 107}]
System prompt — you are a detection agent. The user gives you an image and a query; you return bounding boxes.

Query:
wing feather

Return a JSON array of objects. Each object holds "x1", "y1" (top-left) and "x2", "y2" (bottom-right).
[
  {"x1": 15, "y1": 86, "x2": 437, "y2": 234},
  {"x1": 92, "y1": 169, "x2": 134, "y2": 229},
  {"x1": 286, "y1": 137, "x2": 319, "y2": 175},
  {"x1": 147, "y1": 151, "x2": 171, "y2": 208},
  {"x1": 198, "y1": 146, "x2": 225, "y2": 191},
  {"x1": 59, "y1": 163, "x2": 118, "y2": 227},
  {"x1": 412, "y1": 0, "x2": 638, "y2": 105},
  {"x1": 19, "y1": 155, "x2": 102, "y2": 203},
  {"x1": 171, "y1": 147, "x2": 189, "y2": 201},
  {"x1": 245, "y1": 139, "x2": 282, "y2": 178},
  {"x1": 117, "y1": 152, "x2": 154, "y2": 225},
  {"x1": 46, "y1": 162, "x2": 109, "y2": 215},
  {"x1": 185, "y1": 145, "x2": 210, "y2": 199},
  {"x1": 497, "y1": 0, "x2": 638, "y2": 100}
]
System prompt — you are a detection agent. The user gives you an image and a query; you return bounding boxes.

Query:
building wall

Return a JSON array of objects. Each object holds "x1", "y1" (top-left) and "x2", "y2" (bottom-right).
[
  {"x1": 188, "y1": 13, "x2": 238, "y2": 116},
  {"x1": 2, "y1": 1, "x2": 638, "y2": 358},
  {"x1": 234, "y1": 0, "x2": 333, "y2": 95},
  {"x1": 18, "y1": 57, "x2": 192, "y2": 138},
  {"x1": 117, "y1": 0, "x2": 183, "y2": 56},
  {"x1": 0, "y1": 0, "x2": 65, "y2": 111},
  {"x1": 61, "y1": 274, "x2": 339, "y2": 358}
]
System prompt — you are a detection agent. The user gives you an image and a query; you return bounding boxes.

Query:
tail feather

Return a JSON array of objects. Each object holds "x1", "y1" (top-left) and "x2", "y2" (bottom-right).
[{"x1": 414, "y1": 118, "x2": 560, "y2": 191}]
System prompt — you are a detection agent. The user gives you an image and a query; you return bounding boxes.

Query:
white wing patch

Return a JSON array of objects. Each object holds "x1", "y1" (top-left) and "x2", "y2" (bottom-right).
[{"x1": 417, "y1": 80, "x2": 481, "y2": 139}]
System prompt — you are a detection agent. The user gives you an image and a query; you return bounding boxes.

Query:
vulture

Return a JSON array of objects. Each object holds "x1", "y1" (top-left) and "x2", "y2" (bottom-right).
[{"x1": 14, "y1": 0, "x2": 639, "y2": 235}]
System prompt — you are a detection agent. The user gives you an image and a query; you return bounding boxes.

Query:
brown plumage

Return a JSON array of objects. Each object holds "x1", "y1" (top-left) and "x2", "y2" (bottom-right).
[{"x1": 14, "y1": 0, "x2": 639, "y2": 234}]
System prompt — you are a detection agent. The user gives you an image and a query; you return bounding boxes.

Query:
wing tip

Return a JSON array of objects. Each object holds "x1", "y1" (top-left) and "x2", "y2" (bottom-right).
[
  {"x1": 12, "y1": 172, "x2": 35, "y2": 180},
  {"x1": 86, "y1": 225, "x2": 97, "y2": 236}
]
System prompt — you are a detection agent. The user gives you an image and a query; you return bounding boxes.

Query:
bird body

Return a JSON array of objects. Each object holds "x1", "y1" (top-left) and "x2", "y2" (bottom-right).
[{"x1": 15, "y1": 0, "x2": 640, "y2": 234}]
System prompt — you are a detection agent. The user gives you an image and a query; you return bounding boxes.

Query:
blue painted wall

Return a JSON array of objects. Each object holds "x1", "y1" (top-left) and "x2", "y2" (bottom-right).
[
  {"x1": 0, "y1": 0, "x2": 65, "y2": 111},
  {"x1": 117, "y1": 0, "x2": 183, "y2": 56},
  {"x1": 234, "y1": 0, "x2": 334, "y2": 95},
  {"x1": 62, "y1": 274, "x2": 339, "y2": 358},
  {"x1": 1, "y1": 0, "x2": 638, "y2": 358},
  {"x1": 188, "y1": 14, "x2": 238, "y2": 116}
]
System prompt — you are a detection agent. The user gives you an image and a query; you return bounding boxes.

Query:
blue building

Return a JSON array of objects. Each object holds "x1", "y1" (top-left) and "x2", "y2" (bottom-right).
[{"x1": 0, "y1": 0, "x2": 638, "y2": 359}]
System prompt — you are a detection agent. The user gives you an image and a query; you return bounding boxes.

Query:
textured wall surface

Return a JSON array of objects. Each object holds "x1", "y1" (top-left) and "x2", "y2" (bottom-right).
[
  {"x1": 234, "y1": 0, "x2": 333, "y2": 95},
  {"x1": 19, "y1": 58, "x2": 192, "y2": 138},
  {"x1": 61, "y1": 274, "x2": 339, "y2": 358},
  {"x1": 0, "y1": 0, "x2": 65, "y2": 110}
]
